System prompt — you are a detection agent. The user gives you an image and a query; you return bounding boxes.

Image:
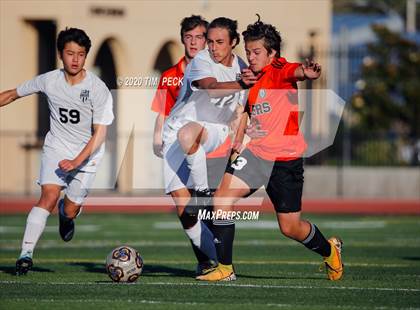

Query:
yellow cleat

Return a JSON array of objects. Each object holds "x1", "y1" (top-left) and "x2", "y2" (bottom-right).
[
  {"x1": 323, "y1": 237, "x2": 344, "y2": 281},
  {"x1": 196, "y1": 263, "x2": 236, "y2": 281}
]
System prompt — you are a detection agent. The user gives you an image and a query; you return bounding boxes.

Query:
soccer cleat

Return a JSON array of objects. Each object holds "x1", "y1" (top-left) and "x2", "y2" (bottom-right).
[
  {"x1": 195, "y1": 260, "x2": 218, "y2": 276},
  {"x1": 323, "y1": 236, "x2": 344, "y2": 281},
  {"x1": 58, "y1": 199, "x2": 75, "y2": 242},
  {"x1": 196, "y1": 263, "x2": 236, "y2": 281},
  {"x1": 15, "y1": 256, "x2": 33, "y2": 276}
]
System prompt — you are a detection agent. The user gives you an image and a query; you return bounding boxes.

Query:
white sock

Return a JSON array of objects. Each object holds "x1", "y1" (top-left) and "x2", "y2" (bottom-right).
[
  {"x1": 19, "y1": 207, "x2": 50, "y2": 258},
  {"x1": 185, "y1": 220, "x2": 217, "y2": 262},
  {"x1": 186, "y1": 146, "x2": 208, "y2": 191}
]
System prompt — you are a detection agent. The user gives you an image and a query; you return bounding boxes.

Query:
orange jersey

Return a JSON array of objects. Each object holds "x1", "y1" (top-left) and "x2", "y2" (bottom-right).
[
  {"x1": 246, "y1": 57, "x2": 307, "y2": 161},
  {"x1": 151, "y1": 57, "x2": 231, "y2": 157},
  {"x1": 151, "y1": 57, "x2": 186, "y2": 116}
]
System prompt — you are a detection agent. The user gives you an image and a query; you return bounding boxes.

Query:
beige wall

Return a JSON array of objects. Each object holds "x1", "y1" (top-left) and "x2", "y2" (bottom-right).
[{"x1": 0, "y1": 0, "x2": 331, "y2": 194}]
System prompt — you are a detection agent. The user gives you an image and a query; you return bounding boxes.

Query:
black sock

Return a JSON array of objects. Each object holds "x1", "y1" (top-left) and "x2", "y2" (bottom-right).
[
  {"x1": 212, "y1": 219, "x2": 235, "y2": 265},
  {"x1": 190, "y1": 241, "x2": 209, "y2": 263},
  {"x1": 301, "y1": 223, "x2": 331, "y2": 257}
]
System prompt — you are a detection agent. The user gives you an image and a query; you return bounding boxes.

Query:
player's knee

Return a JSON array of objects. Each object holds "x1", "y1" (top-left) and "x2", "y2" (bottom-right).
[
  {"x1": 177, "y1": 124, "x2": 200, "y2": 153},
  {"x1": 38, "y1": 192, "x2": 60, "y2": 211},
  {"x1": 279, "y1": 221, "x2": 300, "y2": 239}
]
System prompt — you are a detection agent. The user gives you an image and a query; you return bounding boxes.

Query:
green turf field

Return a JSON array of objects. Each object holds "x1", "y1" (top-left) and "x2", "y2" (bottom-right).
[{"x1": 0, "y1": 213, "x2": 419, "y2": 309}]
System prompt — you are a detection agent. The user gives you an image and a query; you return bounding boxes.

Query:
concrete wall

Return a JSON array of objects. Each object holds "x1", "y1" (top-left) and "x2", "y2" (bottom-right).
[
  {"x1": 0, "y1": 0, "x2": 332, "y2": 194},
  {"x1": 304, "y1": 166, "x2": 420, "y2": 199}
]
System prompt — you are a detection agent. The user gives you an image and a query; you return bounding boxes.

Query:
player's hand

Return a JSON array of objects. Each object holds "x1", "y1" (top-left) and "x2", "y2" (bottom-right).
[
  {"x1": 153, "y1": 142, "x2": 164, "y2": 158},
  {"x1": 59, "y1": 159, "x2": 80, "y2": 172},
  {"x1": 232, "y1": 141, "x2": 245, "y2": 154},
  {"x1": 246, "y1": 118, "x2": 267, "y2": 139},
  {"x1": 302, "y1": 58, "x2": 321, "y2": 80},
  {"x1": 230, "y1": 142, "x2": 244, "y2": 163},
  {"x1": 240, "y1": 68, "x2": 257, "y2": 88}
]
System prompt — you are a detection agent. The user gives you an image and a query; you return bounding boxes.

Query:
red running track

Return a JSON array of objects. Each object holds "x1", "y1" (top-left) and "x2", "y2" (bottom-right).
[{"x1": 0, "y1": 196, "x2": 419, "y2": 215}]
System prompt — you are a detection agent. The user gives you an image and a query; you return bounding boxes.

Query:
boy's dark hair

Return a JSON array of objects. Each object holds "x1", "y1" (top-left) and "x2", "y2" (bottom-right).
[
  {"x1": 180, "y1": 15, "x2": 208, "y2": 41},
  {"x1": 57, "y1": 28, "x2": 91, "y2": 55},
  {"x1": 242, "y1": 14, "x2": 282, "y2": 57},
  {"x1": 208, "y1": 17, "x2": 240, "y2": 47}
]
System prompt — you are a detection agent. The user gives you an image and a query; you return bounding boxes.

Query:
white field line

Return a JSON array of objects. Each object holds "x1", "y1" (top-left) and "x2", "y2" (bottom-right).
[
  {"x1": 4, "y1": 299, "x2": 418, "y2": 310},
  {"x1": 0, "y1": 280, "x2": 419, "y2": 293},
  {"x1": 154, "y1": 220, "x2": 387, "y2": 229},
  {"x1": 0, "y1": 225, "x2": 100, "y2": 233},
  {"x1": 2, "y1": 238, "x2": 419, "y2": 249},
  {"x1": 0, "y1": 258, "x2": 415, "y2": 268}
]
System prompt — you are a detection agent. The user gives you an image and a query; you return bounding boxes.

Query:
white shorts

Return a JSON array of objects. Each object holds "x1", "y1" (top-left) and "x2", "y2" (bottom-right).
[
  {"x1": 38, "y1": 148, "x2": 97, "y2": 205},
  {"x1": 163, "y1": 121, "x2": 229, "y2": 194}
]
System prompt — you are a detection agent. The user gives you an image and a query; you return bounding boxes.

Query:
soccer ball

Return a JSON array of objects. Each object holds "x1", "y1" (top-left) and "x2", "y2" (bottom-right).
[{"x1": 106, "y1": 246, "x2": 143, "y2": 283}]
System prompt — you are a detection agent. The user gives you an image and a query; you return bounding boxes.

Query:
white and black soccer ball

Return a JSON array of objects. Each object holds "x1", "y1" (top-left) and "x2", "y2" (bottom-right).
[{"x1": 105, "y1": 246, "x2": 143, "y2": 283}]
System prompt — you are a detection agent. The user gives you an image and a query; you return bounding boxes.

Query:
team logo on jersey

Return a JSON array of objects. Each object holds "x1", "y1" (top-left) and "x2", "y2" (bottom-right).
[
  {"x1": 259, "y1": 89, "x2": 266, "y2": 99},
  {"x1": 80, "y1": 90, "x2": 90, "y2": 103},
  {"x1": 251, "y1": 102, "x2": 271, "y2": 116}
]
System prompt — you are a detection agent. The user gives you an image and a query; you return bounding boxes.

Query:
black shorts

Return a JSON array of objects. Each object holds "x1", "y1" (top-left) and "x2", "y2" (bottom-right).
[
  {"x1": 207, "y1": 156, "x2": 230, "y2": 191},
  {"x1": 225, "y1": 149, "x2": 304, "y2": 213}
]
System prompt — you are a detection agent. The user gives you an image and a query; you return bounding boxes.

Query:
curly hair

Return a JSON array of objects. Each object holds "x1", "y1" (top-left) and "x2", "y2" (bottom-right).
[{"x1": 242, "y1": 14, "x2": 282, "y2": 57}]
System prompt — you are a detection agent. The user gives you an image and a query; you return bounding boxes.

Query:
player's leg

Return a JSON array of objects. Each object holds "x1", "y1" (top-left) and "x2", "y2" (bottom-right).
[
  {"x1": 57, "y1": 196, "x2": 80, "y2": 242},
  {"x1": 203, "y1": 156, "x2": 229, "y2": 229},
  {"x1": 59, "y1": 170, "x2": 95, "y2": 242},
  {"x1": 177, "y1": 122, "x2": 209, "y2": 191},
  {"x1": 275, "y1": 211, "x2": 343, "y2": 280},
  {"x1": 197, "y1": 149, "x2": 264, "y2": 281},
  {"x1": 16, "y1": 184, "x2": 61, "y2": 275},
  {"x1": 196, "y1": 172, "x2": 250, "y2": 281},
  {"x1": 171, "y1": 188, "x2": 217, "y2": 274},
  {"x1": 172, "y1": 187, "x2": 217, "y2": 262},
  {"x1": 164, "y1": 140, "x2": 217, "y2": 272},
  {"x1": 267, "y1": 159, "x2": 343, "y2": 280}
]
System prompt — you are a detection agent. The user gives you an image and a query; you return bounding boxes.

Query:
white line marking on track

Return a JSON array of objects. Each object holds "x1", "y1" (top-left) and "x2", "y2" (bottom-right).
[{"x1": 153, "y1": 220, "x2": 388, "y2": 230}]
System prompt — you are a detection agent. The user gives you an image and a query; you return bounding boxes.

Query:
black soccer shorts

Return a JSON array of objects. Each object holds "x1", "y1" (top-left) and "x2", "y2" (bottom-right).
[
  {"x1": 225, "y1": 148, "x2": 304, "y2": 213},
  {"x1": 207, "y1": 156, "x2": 230, "y2": 191}
]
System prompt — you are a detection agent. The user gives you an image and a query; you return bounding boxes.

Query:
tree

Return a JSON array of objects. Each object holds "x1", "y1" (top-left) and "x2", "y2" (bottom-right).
[{"x1": 351, "y1": 24, "x2": 420, "y2": 139}]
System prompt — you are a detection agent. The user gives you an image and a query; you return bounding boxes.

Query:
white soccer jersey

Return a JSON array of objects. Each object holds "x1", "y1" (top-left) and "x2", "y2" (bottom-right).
[
  {"x1": 163, "y1": 49, "x2": 247, "y2": 142},
  {"x1": 17, "y1": 69, "x2": 114, "y2": 171}
]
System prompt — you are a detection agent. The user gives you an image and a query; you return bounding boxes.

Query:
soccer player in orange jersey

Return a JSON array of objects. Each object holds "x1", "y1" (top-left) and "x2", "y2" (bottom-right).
[
  {"x1": 197, "y1": 16, "x2": 343, "y2": 282},
  {"x1": 151, "y1": 15, "x2": 208, "y2": 158}
]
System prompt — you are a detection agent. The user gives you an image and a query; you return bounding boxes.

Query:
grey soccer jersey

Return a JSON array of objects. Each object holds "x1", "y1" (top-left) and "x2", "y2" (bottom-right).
[
  {"x1": 165, "y1": 49, "x2": 247, "y2": 130},
  {"x1": 17, "y1": 69, "x2": 114, "y2": 171}
]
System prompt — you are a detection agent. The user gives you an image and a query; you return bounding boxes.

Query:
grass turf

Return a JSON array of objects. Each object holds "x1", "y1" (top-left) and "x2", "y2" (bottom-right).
[{"x1": 0, "y1": 213, "x2": 419, "y2": 309}]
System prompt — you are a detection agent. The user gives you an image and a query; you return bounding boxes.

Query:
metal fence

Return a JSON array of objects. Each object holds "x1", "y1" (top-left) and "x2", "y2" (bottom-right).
[{"x1": 300, "y1": 44, "x2": 419, "y2": 167}]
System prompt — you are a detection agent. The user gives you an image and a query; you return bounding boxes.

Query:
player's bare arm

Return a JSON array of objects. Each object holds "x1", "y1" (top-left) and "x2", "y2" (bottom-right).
[
  {"x1": 58, "y1": 124, "x2": 107, "y2": 172},
  {"x1": 153, "y1": 113, "x2": 165, "y2": 158},
  {"x1": 231, "y1": 111, "x2": 249, "y2": 155},
  {"x1": 295, "y1": 58, "x2": 322, "y2": 81},
  {"x1": 229, "y1": 104, "x2": 245, "y2": 133},
  {"x1": 193, "y1": 70, "x2": 256, "y2": 98},
  {"x1": 0, "y1": 89, "x2": 19, "y2": 107}
]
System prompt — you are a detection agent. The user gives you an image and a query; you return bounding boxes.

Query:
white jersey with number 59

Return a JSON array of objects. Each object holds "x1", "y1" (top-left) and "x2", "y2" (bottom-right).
[
  {"x1": 162, "y1": 49, "x2": 247, "y2": 143},
  {"x1": 16, "y1": 69, "x2": 114, "y2": 171}
]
